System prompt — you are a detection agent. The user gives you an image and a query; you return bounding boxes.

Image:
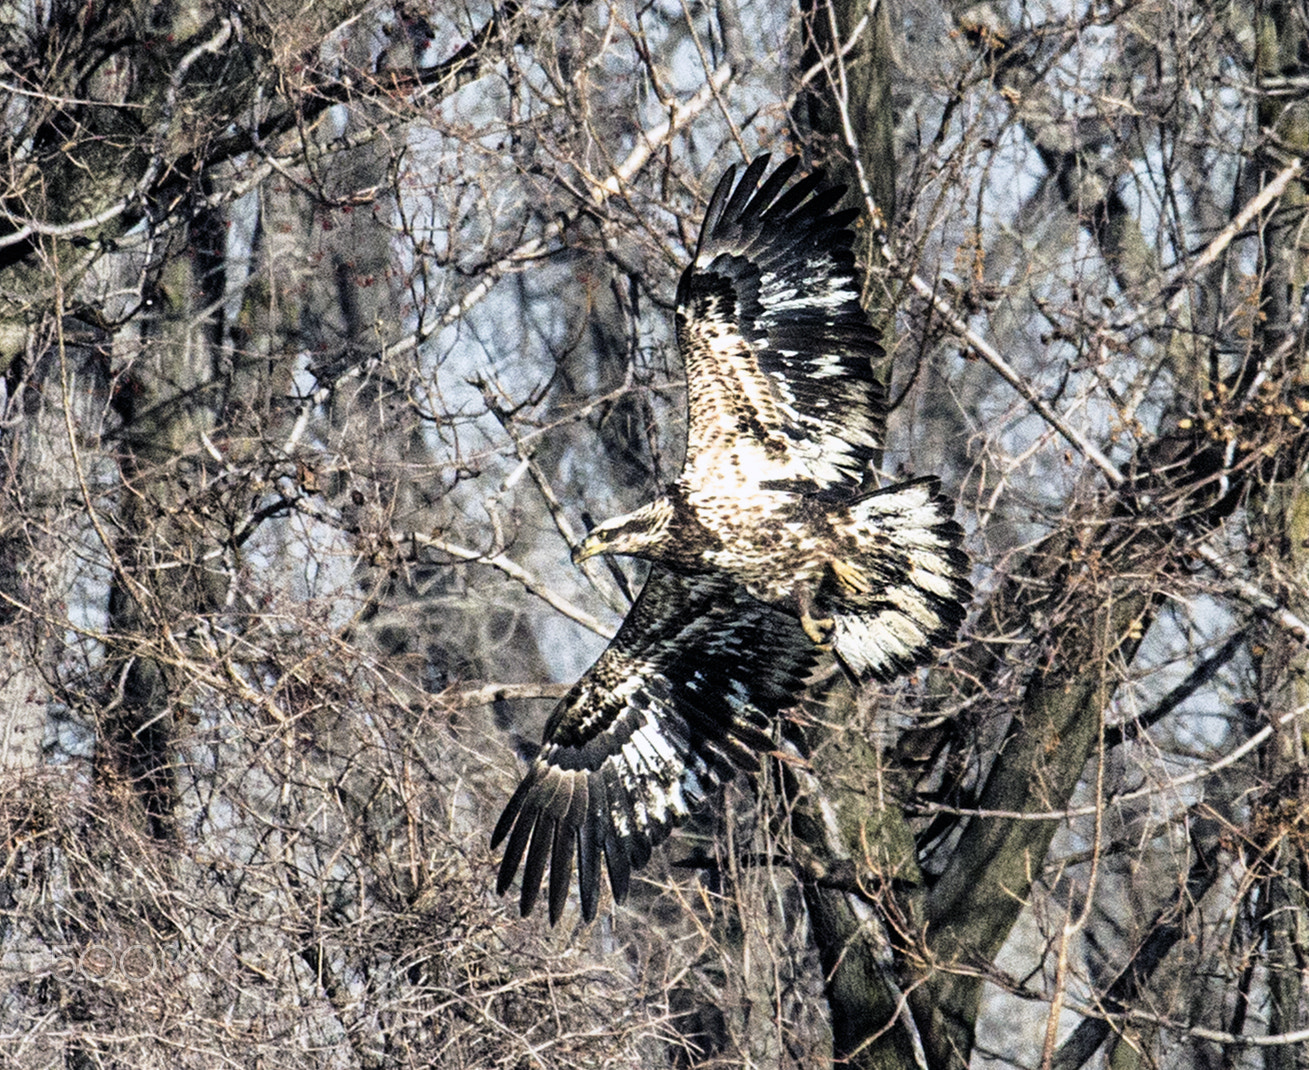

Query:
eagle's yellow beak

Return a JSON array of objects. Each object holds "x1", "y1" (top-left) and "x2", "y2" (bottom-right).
[{"x1": 571, "y1": 534, "x2": 604, "y2": 565}]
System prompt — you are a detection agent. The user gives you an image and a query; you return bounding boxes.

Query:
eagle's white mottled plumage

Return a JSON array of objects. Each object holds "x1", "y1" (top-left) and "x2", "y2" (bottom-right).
[{"x1": 494, "y1": 156, "x2": 971, "y2": 924}]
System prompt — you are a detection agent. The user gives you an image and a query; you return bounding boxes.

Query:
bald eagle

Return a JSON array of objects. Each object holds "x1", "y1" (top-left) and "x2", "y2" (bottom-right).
[{"x1": 493, "y1": 156, "x2": 970, "y2": 924}]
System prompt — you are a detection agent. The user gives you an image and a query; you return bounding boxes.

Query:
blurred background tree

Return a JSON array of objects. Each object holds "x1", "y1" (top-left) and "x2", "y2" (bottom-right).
[{"x1": 1, "y1": 1, "x2": 1306, "y2": 1067}]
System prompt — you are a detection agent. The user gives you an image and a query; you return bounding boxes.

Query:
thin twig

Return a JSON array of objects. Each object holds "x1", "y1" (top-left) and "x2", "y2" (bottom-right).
[
  {"x1": 914, "y1": 704, "x2": 1304, "y2": 822},
  {"x1": 412, "y1": 533, "x2": 614, "y2": 639},
  {"x1": 441, "y1": 682, "x2": 573, "y2": 708},
  {"x1": 1116, "y1": 158, "x2": 1304, "y2": 330},
  {"x1": 0, "y1": 20, "x2": 235, "y2": 249},
  {"x1": 383, "y1": 64, "x2": 735, "y2": 366},
  {"x1": 907, "y1": 270, "x2": 1126, "y2": 485},
  {"x1": 885, "y1": 176, "x2": 1309, "y2": 643},
  {"x1": 483, "y1": 387, "x2": 631, "y2": 616}
]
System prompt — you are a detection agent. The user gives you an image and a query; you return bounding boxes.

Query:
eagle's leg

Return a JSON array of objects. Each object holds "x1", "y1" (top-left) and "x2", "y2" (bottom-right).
[{"x1": 794, "y1": 583, "x2": 835, "y2": 647}]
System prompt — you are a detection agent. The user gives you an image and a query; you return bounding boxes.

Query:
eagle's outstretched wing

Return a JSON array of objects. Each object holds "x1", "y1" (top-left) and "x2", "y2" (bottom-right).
[
  {"x1": 675, "y1": 154, "x2": 887, "y2": 498},
  {"x1": 492, "y1": 567, "x2": 815, "y2": 924}
]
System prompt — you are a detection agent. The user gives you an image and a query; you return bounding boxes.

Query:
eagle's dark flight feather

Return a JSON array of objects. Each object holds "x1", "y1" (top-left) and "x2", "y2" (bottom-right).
[{"x1": 491, "y1": 567, "x2": 815, "y2": 924}]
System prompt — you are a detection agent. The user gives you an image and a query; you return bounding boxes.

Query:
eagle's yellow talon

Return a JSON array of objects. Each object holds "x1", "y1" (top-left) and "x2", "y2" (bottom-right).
[
  {"x1": 801, "y1": 612, "x2": 836, "y2": 647},
  {"x1": 829, "y1": 558, "x2": 873, "y2": 595}
]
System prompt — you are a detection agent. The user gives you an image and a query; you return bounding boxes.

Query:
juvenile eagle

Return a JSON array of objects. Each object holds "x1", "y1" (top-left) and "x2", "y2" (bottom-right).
[{"x1": 493, "y1": 156, "x2": 970, "y2": 924}]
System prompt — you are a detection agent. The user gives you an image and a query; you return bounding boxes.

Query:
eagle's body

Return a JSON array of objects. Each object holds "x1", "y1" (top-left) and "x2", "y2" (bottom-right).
[
  {"x1": 582, "y1": 477, "x2": 965, "y2": 678},
  {"x1": 493, "y1": 156, "x2": 972, "y2": 924}
]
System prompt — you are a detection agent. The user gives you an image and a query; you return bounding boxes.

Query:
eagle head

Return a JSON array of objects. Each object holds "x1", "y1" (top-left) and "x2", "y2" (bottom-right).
[{"x1": 572, "y1": 497, "x2": 676, "y2": 564}]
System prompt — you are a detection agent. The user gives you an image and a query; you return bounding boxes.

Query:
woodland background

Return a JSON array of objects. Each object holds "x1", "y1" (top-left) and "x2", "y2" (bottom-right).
[{"x1": 1, "y1": 1, "x2": 1307, "y2": 1068}]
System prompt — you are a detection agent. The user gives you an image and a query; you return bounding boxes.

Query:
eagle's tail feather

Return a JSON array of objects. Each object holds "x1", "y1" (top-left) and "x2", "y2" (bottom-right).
[{"x1": 827, "y1": 477, "x2": 970, "y2": 679}]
